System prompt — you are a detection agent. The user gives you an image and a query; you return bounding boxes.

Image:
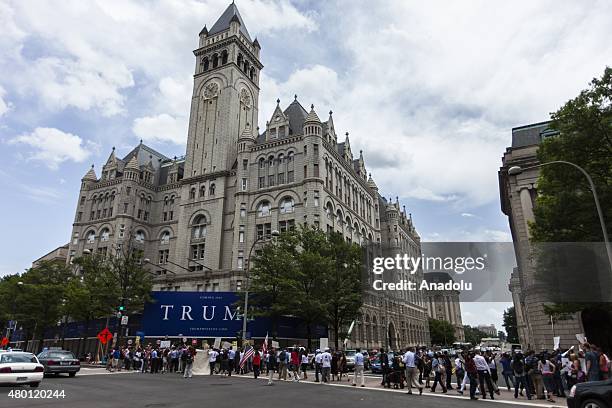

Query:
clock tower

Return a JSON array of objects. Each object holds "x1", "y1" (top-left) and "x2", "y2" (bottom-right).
[{"x1": 184, "y1": 2, "x2": 262, "y2": 177}]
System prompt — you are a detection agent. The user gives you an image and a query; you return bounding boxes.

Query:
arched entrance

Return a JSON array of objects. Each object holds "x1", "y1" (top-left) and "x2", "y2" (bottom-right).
[{"x1": 581, "y1": 307, "x2": 612, "y2": 354}]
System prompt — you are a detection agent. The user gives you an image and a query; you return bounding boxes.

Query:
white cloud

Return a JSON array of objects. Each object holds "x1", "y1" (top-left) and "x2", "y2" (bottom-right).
[
  {"x1": 0, "y1": 85, "x2": 10, "y2": 117},
  {"x1": 461, "y1": 213, "x2": 476, "y2": 218},
  {"x1": 133, "y1": 113, "x2": 187, "y2": 145},
  {"x1": 7, "y1": 127, "x2": 91, "y2": 170}
]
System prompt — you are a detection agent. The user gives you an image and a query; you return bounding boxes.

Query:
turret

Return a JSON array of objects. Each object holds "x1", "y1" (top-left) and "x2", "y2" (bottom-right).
[
  {"x1": 303, "y1": 104, "x2": 322, "y2": 137},
  {"x1": 198, "y1": 25, "x2": 208, "y2": 47},
  {"x1": 81, "y1": 164, "x2": 97, "y2": 189},
  {"x1": 124, "y1": 155, "x2": 140, "y2": 181}
]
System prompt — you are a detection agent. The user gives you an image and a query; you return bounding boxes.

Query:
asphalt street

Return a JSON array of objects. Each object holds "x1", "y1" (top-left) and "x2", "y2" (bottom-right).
[{"x1": 0, "y1": 370, "x2": 546, "y2": 408}]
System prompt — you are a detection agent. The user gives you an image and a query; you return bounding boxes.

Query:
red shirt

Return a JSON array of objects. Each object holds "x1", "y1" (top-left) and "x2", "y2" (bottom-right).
[
  {"x1": 291, "y1": 351, "x2": 299, "y2": 365},
  {"x1": 253, "y1": 352, "x2": 261, "y2": 366}
]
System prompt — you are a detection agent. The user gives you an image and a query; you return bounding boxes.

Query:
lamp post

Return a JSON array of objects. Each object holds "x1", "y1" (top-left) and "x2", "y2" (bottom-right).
[
  {"x1": 508, "y1": 161, "x2": 612, "y2": 273},
  {"x1": 242, "y1": 230, "x2": 280, "y2": 344}
]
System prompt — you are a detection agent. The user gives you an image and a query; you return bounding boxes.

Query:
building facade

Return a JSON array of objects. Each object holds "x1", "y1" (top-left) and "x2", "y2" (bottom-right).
[
  {"x1": 499, "y1": 121, "x2": 583, "y2": 350},
  {"x1": 423, "y1": 272, "x2": 465, "y2": 342},
  {"x1": 66, "y1": 3, "x2": 430, "y2": 348}
]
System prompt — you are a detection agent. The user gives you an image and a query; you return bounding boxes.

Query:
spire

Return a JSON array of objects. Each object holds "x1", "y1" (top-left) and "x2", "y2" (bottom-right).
[
  {"x1": 82, "y1": 165, "x2": 97, "y2": 181},
  {"x1": 240, "y1": 122, "x2": 254, "y2": 139},
  {"x1": 304, "y1": 104, "x2": 321, "y2": 123},
  {"x1": 208, "y1": 2, "x2": 251, "y2": 41},
  {"x1": 253, "y1": 37, "x2": 260, "y2": 49},
  {"x1": 105, "y1": 147, "x2": 116, "y2": 165},
  {"x1": 367, "y1": 173, "x2": 378, "y2": 190},
  {"x1": 199, "y1": 25, "x2": 208, "y2": 36}
]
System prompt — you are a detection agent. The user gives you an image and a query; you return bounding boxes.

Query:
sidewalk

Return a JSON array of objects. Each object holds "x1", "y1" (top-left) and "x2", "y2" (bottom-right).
[{"x1": 233, "y1": 371, "x2": 567, "y2": 408}]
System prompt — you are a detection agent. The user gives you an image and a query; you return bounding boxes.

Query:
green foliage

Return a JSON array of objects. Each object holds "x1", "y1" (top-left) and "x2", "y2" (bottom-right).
[
  {"x1": 503, "y1": 306, "x2": 519, "y2": 344},
  {"x1": 462, "y1": 325, "x2": 488, "y2": 346},
  {"x1": 529, "y1": 67, "x2": 612, "y2": 313},
  {"x1": 428, "y1": 318, "x2": 456, "y2": 346},
  {"x1": 248, "y1": 226, "x2": 363, "y2": 347}
]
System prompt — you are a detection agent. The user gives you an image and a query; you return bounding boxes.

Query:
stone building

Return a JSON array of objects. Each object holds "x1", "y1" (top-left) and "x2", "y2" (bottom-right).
[
  {"x1": 499, "y1": 121, "x2": 583, "y2": 350},
  {"x1": 66, "y1": 2, "x2": 430, "y2": 348},
  {"x1": 423, "y1": 272, "x2": 464, "y2": 342},
  {"x1": 32, "y1": 244, "x2": 69, "y2": 268}
]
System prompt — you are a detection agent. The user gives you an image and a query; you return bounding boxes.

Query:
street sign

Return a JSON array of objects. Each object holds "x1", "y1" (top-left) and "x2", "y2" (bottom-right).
[
  {"x1": 97, "y1": 328, "x2": 113, "y2": 345},
  {"x1": 121, "y1": 316, "x2": 129, "y2": 325},
  {"x1": 160, "y1": 340, "x2": 171, "y2": 348}
]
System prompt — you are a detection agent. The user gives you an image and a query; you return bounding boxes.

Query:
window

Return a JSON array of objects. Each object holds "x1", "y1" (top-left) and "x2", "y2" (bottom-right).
[
  {"x1": 242, "y1": 159, "x2": 248, "y2": 170},
  {"x1": 304, "y1": 165, "x2": 307, "y2": 178},
  {"x1": 314, "y1": 144, "x2": 319, "y2": 155},
  {"x1": 158, "y1": 249, "x2": 169, "y2": 264},
  {"x1": 86, "y1": 231, "x2": 96, "y2": 243},
  {"x1": 212, "y1": 283, "x2": 219, "y2": 292},
  {"x1": 160, "y1": 231, "x2": 170, "y2": 245},
  {"x1": 191, "y1": 244, "x2": 205, "y2": 259},
  {"x1": 72, "y1": 232, "x2": 79, "y2": 245},
  {"x1": 256, "y1": 223, "x2": 271, "y2": 239},
  {"x1": 287, "y1": 171, "x2": 294, "y2": 183},
  {"x1": 135, "y1": 230, "x2": 145, "y2": 243},
  {"x1": 100, "y1": 229, "x2": 110, "y2": 242},
  {"x1": 239, "y1": 225, "x2": 245, "y2": 243},
  {"x1": 277, "y1": 173, "x2": 285, "y2": 184},
  {"x1": 200, "y1": 186, "x2": 206, "y2": 197},
  {"x1": 123, "y1": 203, "x2": 128, "y2": 213},
  {"x1": 279, "y1": 197, "x2": 294, "y2": 214},
  {"x1": 144, "y1": 211, "x2": 149, "y2": 221},
  {"x1": 137, "y1": 209, "x2": 142, "y2": 219},
  {"x1": 259, "y1": 158, "x2": 265, "y2": 169},
  {"x1": 192, "y1": 215, "x2": 207, "y2": 239},
  {"x1": 314, "y1": 163, "x2": 319, "y2": 177},
  {"x1": 304, "y1": 145, "x2": 307, "y2": 155},
  {"x1": 126, "y1": 187, "x2": 131, "y2": 195},
  {"x1": 189, "y1": 188, "x2": 196, "y2": 199},
  {"x1": 279, "y1": 219, "x2": 295, "y2": 233},
  {"x1": 80, "y1": 196, "x2": 85, "y2": 205},
  {"x1": 314, "y1": 193, "x2": 319, "y2": 207},
  {"x1": 240, "y1": 203, "x2": 246, "y2": 218},
  {"x1": 119, "y1": 224, "x2": 125, "y2": 238},
  {"x1": 236, "y1": 280, "x2": 242, "y2": 291},
  {"x1": 209, "y1": 183, "x2": 215, "y2": 195},
  {"x1": 237, "y1": 251, "x2": 244, "y2": 269},
  {"x1": 268, "y1": 175, "x2": 275, "y2": 187},
  {"x1": 258, "y1": 176, "x2": 265, "y2": 189},
  {"x1": 163, "y1": 212, "x2": 168, "y2": 221},
  {"x1": 257, "y1": 201, "x2": 271, "y2": 217},
  {"x1": 241, "y1": 178, "x2": 247, "y2": 191}
]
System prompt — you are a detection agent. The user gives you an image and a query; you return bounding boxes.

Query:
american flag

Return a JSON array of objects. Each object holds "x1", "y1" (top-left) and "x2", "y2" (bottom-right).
[
  {"x1": 239, "y1": 346, "x2": 254, "y2": 369},
  {"x1": 262, "y1": 333, "x2": 268, "y2": 356}
]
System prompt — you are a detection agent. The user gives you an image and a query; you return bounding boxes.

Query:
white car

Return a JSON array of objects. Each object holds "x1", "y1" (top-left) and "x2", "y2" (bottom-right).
[{"x1": 0, "y1": 352, "x2": 44, "y2": 387}]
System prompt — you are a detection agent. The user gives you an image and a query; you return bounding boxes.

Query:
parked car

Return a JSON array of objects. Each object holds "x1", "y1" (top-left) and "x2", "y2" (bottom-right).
[
  {"x1": 370, "y1": 355, "x2": 383, "y2": 374},
  {"x1": 37, "y1": 350, "x2": 80, "y2": 377},
  {"x1": 345, "y1": 350, "x2": 356, "y2": 371},
  {"x1": 567, "y1": 378, "x2": 612, "y2": 408},
  {"x1": 0, "y1": 351, "x2": 44, "y2": 387}
]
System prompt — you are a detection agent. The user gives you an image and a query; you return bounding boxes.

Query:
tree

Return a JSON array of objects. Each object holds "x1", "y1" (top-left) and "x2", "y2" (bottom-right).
[
  {"x1": 503, "y1": 306, "x2": 519, "y2": 344},
  {"x1": 323, "y1": 231, "x2": 363, "y2": 349},
  {"x1": 463, "y1": 325, "x2": 488, "y2": 346},
  {"x1": 428, "y1": 318, "x2": 456, "y2": 346},
  {"x1": 248, "y1": 227, "x2": 364, "y2": 348}
]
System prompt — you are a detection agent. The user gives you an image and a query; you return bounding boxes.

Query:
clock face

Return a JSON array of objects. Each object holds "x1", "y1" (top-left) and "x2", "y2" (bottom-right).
[{"x1": 275, "y1": 115, "x2": 280, "y2": 122}]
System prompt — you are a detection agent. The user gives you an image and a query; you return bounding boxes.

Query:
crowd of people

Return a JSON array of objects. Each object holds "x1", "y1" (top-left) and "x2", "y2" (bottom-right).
[{"x1": 103, "y1": 340, "x2": 610, "y2": 401}]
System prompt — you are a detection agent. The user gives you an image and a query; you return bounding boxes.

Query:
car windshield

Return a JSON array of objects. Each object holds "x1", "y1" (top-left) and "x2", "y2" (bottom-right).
[
  {"x1": 1, "y1": 353, "x2": 37, "y2": 363},
  {"x1": 48, "y1": 351, "x2": 75, "y2": 359},
  {"x1": 345, "y1": 351, "x2": 355, "y2": 357}
]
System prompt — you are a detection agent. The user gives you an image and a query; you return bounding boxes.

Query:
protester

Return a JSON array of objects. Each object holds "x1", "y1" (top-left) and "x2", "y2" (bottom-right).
[
  {"x1": 403, "y1": 347, "x2": 423, "y2": 395},
  {"x1": 351, "y1": 348, "x2": 365, "y2": 387}
]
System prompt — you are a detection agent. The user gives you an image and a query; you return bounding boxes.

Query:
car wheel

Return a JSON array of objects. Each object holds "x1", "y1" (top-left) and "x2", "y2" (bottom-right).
[
  {"x1": 69, "y1": 372, "x2": 76, "y2": 377},
  {"x1": 30, "y1": 382, "x2": 40, "y2": 388},
  {"x1": 581, "y1": 399, "x2": 605, "y2": 408}
]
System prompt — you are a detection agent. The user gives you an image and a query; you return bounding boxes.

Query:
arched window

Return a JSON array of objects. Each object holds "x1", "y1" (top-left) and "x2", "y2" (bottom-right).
[
  {"x1": 209, "y1": 183, "x2": 216, "y2": 196},
  {"x1": 259, "y1": 158, "x2": 265, "y2": 169},
  {"x1": 199, "y1": 185, "x2": 206, "y2": 197},
  {"x1": 257, "y1": 201, "x2": 271, "y2": 217},
  {"x1": 326, "y1": 202, "x2": 333, "y2": 218},
  {"x1": 202, "y1": 57, "x2": 209, "y2": 71},
  {"x1": 212, "y1": 53, "x2": 219, "y2": 68},
  {"x1": 135, "y1": 230, "x2": 145, "y2": 243},
  {"x1": 160, "y1": 231, "x2": 170, "y2": 245},
  {"x1": 192, "y1": 215, "x2": 207, "y2": 240},
  {"x1": 221, "y1": 50, "x2": 228, "y2": 64},
  {"x1": 249, "y1": 67, "x2": 255, "y2": 80},
  {"x1": 237, "y1": 53, "x2": 243, "y2": 66},
  {"x1": 86, "y1": 230, "x2": 96, "y2": 244},
  {"x1": 189, "y1": 188, "x2": 196, "y2": 199},
  {"x1": 336, "y1": 210, "x2": 343, "y2": 227},
  {"x1": 279, "y1": 197, "x2": 294, "y2": 214},
  {"x1": 100, "y1": 228, "x2": 110, "y2": 242}
]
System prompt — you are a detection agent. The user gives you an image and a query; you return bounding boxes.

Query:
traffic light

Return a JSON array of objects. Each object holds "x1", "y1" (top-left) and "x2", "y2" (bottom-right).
[{"x1": 118, "y1": 305, "x2": 125, "y2": 312}]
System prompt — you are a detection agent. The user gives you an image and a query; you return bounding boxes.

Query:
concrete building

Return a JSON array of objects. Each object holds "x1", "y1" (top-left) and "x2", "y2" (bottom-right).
[
  {"x1": 32, "y1": 244, "x2": 69, "y2": 268},
  {"x1": 477, "y1": 324, "x2": 498, "y2": 338},
  {"x1": 424, "y1": 272, "x2": 464, "y2": 342},
  {"x1": 499, "y1": 121, "x2": 583, "y2": 350},
  {"x1": 64, "y1": 2, "x2": 431, "y2": 349}
]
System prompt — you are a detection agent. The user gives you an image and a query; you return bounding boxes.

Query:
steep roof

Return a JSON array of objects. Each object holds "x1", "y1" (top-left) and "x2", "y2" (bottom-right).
[
  {"x1": 82, "y1": 165, "x2": 97, "y2": 181},
  {"x1": 283, "y1": 98, "x2": 308, "y2": 135},
  {"x1": 304, "y1": 104, "x2": 321, "y2": 124},
  {"x1": 125, "y1": 155, "x2": 140, "y2": 170},
  {"x1": 208, "y1": 2, "x2": 252, "y2": 41}
]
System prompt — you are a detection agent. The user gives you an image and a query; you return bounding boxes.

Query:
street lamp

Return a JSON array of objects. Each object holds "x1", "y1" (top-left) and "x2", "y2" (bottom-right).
[
  {"x1": 508, "y1": 161, "x2": 612, "y2": 273},
  {"x1": 242, "y1": 230, "x2": 280, "y2": 343}
]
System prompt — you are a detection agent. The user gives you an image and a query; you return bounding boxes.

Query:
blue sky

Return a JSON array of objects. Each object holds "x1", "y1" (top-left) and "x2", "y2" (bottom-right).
[{"x1": 1, "y1": 0, "x2": 611, "y2": 330}]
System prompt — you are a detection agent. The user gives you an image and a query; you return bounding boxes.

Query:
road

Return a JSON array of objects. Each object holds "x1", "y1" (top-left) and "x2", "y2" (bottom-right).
[{"x1": 0, "y1": 369, "x2": 560, "y2": 408}]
